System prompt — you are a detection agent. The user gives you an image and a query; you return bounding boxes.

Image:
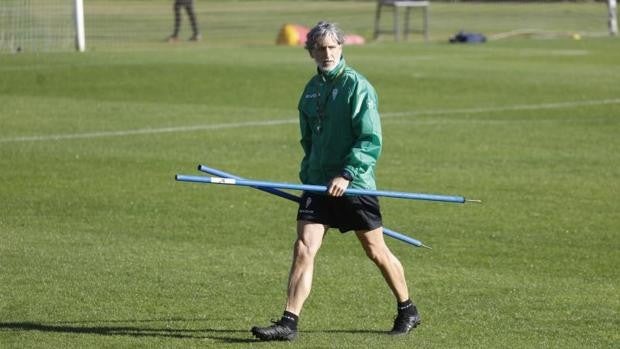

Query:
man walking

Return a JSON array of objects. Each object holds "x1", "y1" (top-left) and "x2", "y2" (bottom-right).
[{"x1": 251, "y1": 21, "x2": 421, "y2": 341}]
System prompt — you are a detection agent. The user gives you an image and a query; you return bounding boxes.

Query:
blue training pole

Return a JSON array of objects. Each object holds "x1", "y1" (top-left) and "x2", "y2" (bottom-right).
[
  {"x1": 198, "y1": 165, "x2": 300, "y2": 202},
  {"x1": 196, "y1": 164, "x2": 429, "y2": 249},
  {"x1": 175, "y1": 174, "x2": 474, "y2": 204}
]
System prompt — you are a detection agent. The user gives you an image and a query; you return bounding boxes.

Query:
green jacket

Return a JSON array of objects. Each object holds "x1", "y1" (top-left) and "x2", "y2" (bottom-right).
[{"x1": 298, "y1": 58, "x2": 382, "y2": 190}]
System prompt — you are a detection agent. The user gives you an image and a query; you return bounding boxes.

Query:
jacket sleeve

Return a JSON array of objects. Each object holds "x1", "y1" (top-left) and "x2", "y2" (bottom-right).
[{"x1": 343, "y1": 80, "x2": 382, "y2": 179}]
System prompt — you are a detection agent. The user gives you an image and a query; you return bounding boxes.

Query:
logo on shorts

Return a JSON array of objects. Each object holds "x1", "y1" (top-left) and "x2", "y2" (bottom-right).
[{"x1": 305, "y1": 196, "x2": 312, "y2": 208}]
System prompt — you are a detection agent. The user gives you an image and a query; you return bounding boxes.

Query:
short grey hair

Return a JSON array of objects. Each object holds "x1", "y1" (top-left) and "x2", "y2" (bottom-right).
[{"x1": 304, "y1": 21, "x2": 345, "y2": 52}]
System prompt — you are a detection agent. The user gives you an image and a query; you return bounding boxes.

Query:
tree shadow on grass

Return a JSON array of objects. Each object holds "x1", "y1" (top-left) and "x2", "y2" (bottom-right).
[{"x1": 0, "y1": 319, "x2": 256, "y2": 344}]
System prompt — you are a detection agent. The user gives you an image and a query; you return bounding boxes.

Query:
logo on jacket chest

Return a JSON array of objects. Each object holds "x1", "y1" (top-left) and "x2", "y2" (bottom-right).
[{"x1": 332, "y1": 88, "x2": 339, "y2": 101}]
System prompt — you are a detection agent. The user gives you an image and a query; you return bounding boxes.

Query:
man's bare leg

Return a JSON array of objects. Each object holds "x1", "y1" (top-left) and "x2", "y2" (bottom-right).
[
  {"x1": 286, "y1": 221, "x2": 328, "y2": 314},
  {"x1": 356, "y1": 227, "x2": 421, "y2": 335},
  {"x1": 356, "y1": 227, "x2": 409, "y2": 301},
  {"x1": 251, "y1": 221, "x2": 326, "y2": 341}
]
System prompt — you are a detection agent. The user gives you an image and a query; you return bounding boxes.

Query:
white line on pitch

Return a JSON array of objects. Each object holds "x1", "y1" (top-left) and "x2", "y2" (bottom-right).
[
  {"x1": 0, "y1": 119, "x2": 298, "y2": 143},
  {"x1": 382, "y1": 98, "x2": 620, "y2": 118},
  {"x1": 1, "y1": 98, "x2": 618, "y2": 143}
]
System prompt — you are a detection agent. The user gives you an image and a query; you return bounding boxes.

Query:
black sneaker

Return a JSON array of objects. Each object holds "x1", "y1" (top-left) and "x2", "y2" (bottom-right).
[
  {"x1": 389, "y1": 311, "x2": 421, "y2": 335},
  {"x1": 251, "y1": 321, "x2": 297, "y2": 341}
]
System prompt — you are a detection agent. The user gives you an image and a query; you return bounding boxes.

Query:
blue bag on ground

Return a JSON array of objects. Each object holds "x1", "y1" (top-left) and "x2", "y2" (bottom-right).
[{"x1": 449, "y1": 31, "x2": 487, "y2": 43}]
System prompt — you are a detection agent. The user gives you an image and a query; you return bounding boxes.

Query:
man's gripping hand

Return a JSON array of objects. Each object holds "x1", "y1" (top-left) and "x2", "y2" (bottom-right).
[{"x1": 327, "y1": 176, "x2": 350, "y2": 197}]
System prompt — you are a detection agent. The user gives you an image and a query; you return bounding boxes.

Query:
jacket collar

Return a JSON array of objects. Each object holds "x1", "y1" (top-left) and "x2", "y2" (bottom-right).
[{"x1": 318, "y1": 57, "x2": 346, "y2": 82}]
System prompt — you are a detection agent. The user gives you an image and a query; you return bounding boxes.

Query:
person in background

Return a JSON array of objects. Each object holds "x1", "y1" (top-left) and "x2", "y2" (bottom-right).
[
  {"x1": 168, "y1": 0, "x2": 201, "y2": 42},
  {"x1": 250, "y1": 21, "x2": 421, "y2": 341}
]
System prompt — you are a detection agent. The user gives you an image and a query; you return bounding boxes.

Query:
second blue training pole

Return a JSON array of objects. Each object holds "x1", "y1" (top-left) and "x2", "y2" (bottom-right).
[{"x1": 195, "y1": 164, "x2": 430, "y2": 248}]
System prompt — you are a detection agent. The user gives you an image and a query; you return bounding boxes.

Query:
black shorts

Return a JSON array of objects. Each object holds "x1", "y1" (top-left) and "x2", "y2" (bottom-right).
[{"x1": 296, "y1": 192, "x2": 383, "y2": 233}]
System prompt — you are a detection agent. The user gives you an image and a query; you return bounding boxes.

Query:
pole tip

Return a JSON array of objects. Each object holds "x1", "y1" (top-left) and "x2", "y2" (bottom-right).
[
  {"x1": 421, "y1": 244, "x2": 432, "y2": 249},
  {"x1": 466, "y1": 199, "x2": 482, "y2": 204}
]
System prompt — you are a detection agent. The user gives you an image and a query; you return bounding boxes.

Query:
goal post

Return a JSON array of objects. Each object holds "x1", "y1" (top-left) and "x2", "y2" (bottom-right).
[
  {"x1": 610, "y1": 0, "x2": 619, "y2": 36},
  {"x1": 0, "y1": 0, "x2": 85, "y2": 53},
  {"x1": 74, "y1": 0, "x2": 85, "y2": 51}
]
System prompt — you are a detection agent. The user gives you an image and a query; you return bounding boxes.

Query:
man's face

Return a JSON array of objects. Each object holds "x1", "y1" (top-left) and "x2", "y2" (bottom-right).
[{"x1": 310, "y1": 34, "x2": 342, "y2": 71}]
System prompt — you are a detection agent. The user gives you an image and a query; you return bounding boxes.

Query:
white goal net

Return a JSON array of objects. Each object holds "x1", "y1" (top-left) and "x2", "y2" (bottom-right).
[{"x1": 0, "y1": 0, "x2": 81, "y2": 53}]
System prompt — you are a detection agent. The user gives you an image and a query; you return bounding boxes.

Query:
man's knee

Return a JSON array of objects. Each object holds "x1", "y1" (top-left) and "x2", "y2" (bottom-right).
[
  {"x1": 294, "y1": 237, "x2": 320, "y2": 260},
  {"x1": 361, "y1": 241, "x2": 394, "y2": 266},
  {"x1": 294, "y1": 221, "x2": 326, "y2": 259},
  {"x1": 364, "y1": 244, "x2": 390, "y2": 264}
]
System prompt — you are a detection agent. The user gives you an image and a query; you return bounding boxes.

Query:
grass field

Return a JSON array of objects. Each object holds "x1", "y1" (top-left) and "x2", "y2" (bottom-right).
[{"x1": 1, "y1": 1, "x2": 619, "y2": 348}]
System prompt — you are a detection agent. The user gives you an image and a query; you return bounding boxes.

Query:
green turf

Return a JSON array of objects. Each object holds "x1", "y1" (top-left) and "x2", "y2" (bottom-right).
[{"x1": 1, "y1": 1, "x2": 619, "y2": 348}]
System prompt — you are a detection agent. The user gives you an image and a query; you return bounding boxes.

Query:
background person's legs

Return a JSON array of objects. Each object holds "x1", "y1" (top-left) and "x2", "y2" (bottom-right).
[
  {"x1": 184, "y1": 1, "x2": 200, "y2": 39},
  {"x1": 170, "y1": 0, "x2": 200, "y2": 41},
  {"x1": 170, "y1": 1, "x2": 183, "y2": 40}
]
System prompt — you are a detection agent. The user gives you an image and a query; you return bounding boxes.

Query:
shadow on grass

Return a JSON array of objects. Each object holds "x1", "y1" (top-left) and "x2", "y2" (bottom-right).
[
  {"x1": 0, "y1": 320, "x2": 256, "y2": 344},
  {"x1": 0, "y1": 319, "x2": 389, "y2": 343},
  {"x1": 309, "y1": 329, "x2": 387, "y2": 334}
]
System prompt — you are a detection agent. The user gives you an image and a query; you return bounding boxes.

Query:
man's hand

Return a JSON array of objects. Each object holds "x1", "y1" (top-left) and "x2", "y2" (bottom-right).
[{"x1": 327, "y1": 176, "x2": 350, "y2": 197}]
